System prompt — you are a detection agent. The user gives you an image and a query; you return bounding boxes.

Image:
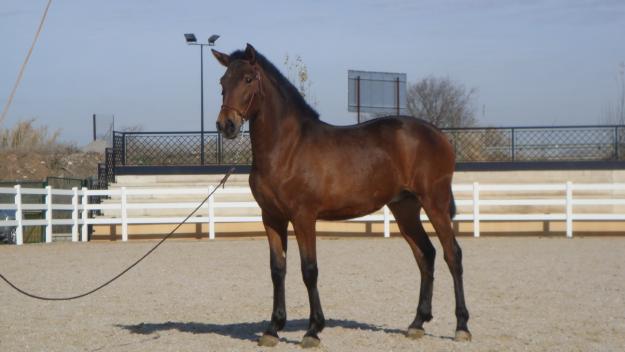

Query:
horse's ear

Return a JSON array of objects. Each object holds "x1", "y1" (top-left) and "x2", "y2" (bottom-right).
[
  {"x1": 244, "y1": 43, "x2": 257, "y2": 65},
  {"x1": 212, "y1": 49, "x2": 230, "y2": 67}
]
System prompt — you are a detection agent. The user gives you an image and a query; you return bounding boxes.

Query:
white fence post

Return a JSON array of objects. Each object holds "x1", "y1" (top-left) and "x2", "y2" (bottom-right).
[
  {"x1": 71, "y1": 187, "x2": 79, "y2": 242},
  {"x1": 383, "y1": 205, "x2": 390, "y2": 238},
  {"x1": 121, "y1": 187, "x2": 128, "y2": 241},
  {"x1": 208, "y1": 185, "x2": 215, "y2": 240},
  {"x1": 566, "y1": 181, "x2": 573, "y2": 238},
  {"x1": 81, "y1": 187, "x2": 88, "y2": 242},
  {"x1": 473, "y1": 182, "x2": 480, "y2": 238},
  {"x1": 14, "y1": 185, "x2": 23, "y2": 245},
  {"x1": 45, "y1": 185, "x2": 53, "y2": 243}
]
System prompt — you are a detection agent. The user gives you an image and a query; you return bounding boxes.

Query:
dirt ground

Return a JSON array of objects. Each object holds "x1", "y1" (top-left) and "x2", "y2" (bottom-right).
[{"x1": 1, "y1": 237, "x2": 624, "y2": 352}]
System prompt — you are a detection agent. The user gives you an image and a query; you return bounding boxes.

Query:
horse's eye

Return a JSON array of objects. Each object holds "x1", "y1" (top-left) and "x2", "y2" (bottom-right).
[{"x1": 245, "y1": 76, "x2": 253, "y2": 84}]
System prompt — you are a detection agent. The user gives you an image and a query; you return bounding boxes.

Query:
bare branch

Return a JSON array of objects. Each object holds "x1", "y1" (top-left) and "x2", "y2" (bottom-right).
[
  {"x1": 283, "y1": 53, "x2": 317, "y2": 107},
  {"x1": 406, "y1": 76, "x2": 477, "y2": 128}
]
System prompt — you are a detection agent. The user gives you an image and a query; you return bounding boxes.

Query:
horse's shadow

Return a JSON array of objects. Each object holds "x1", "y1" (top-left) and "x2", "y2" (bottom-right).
[{"x1": 116, "y1": 318, "x2": 408, "y2": 344}]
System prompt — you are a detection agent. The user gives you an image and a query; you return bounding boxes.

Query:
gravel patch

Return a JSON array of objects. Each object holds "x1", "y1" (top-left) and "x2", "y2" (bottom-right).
[{"x1": 1, "y1": 236, "x2": 624, "y2": 351}]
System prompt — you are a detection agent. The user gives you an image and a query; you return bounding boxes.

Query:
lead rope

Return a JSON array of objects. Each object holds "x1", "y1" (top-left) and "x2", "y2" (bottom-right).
[{"x1": 0, "y1": 167, "x2": 236, "y2": 301}]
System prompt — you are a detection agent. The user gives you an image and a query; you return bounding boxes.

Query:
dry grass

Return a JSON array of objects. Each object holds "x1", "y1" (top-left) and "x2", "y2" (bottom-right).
[
  {"x1": 0, "y1": 119, "x2": 98, "y2": 180},
  {"x1": 0, "y1": 119, "x2": 71, "y2": 152}
]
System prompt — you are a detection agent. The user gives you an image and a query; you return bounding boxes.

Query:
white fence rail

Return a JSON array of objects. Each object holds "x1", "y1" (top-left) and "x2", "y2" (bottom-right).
[{"x1": 1, "y1": 182, "x2": 625, "y2": 245}]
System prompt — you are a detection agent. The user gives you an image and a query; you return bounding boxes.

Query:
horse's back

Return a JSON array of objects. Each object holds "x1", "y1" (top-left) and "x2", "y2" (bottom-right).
[
  {"x1": 296, "y1": 116, "x2": 455, "y2": 198},
  {"x1": 315, "y1": 115, "x2": 447, "y2": 142},
  {"x1": 308, "y1": 116, "x2": 454, "y2": 168}
]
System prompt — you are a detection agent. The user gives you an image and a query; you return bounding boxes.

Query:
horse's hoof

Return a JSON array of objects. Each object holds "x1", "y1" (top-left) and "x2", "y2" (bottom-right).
[
  {"x1": 454, "y1": 330, "x2": 472, "y2": 342},
  {"x1": 258, "y1": 334, "x2": 279, "y2": 347},
  {"x1": 300, "y1": 336, "x2": 321, "y2": 348},
  {"x1": 406, "y1": 328, "x2": 425, "y2": 339}
]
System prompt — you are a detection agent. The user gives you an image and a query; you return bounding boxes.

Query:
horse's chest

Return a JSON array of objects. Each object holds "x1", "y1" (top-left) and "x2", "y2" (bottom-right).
[{"x1": 249, "y1": 174, "x2": 289, "y2": 215}]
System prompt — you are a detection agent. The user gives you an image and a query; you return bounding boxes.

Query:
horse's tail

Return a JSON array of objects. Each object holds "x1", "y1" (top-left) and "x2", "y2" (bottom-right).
[{"x1": 449, "y1": 189, "x2": 457, "y2": 220}]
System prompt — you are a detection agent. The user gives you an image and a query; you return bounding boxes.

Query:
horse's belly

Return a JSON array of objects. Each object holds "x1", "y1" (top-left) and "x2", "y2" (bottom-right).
[
  {"x1": 317, "y1": 210, "x2": 380, "y2": 221},
  {"x1": 315, "y1": 172, "x2": 400, "y2": 221},
  {"x1": 317, "y1": 198, "x2": 388, "y2": 221}
]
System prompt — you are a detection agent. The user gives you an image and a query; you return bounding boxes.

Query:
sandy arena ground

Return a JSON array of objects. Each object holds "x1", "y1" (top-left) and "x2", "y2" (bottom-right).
[{"x1": 1, "y1": 236, "x2": 624, "y2": 352}]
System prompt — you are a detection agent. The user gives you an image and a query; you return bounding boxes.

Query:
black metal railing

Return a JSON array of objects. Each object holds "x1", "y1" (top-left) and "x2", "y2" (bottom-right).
[
  {"x1": 111, "y1": 125, "x2": 625, "y2": 168},
  {"x1": 445, "y1": 125, "x2": 625, "y2": 162},
  {"x1": 95, "y1": 125, "x2": 625, "y2": 186},
  {"x1": 112, "y1": 131, "x2": 252, "y2": 167}
]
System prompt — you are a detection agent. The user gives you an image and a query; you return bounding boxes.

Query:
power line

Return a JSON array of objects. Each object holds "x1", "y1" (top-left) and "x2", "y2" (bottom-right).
[{"x1": 0, "y1": 0, "x2": 53, "y2": 126}]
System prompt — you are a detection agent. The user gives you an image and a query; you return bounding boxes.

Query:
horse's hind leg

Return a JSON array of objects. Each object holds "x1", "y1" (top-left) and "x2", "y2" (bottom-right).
[
  {"x1": 258, "y1": 212, "x2": 289, "y2": 347},
  {"x1": 292, "y1": 214, "x2": 325, "y2": 348},
  {"x1": 421, "y1": 181, "x2": 471, "y2": 342},
  {"x1": 388, "y1": 196, "x2": 436, "y2": 339}
]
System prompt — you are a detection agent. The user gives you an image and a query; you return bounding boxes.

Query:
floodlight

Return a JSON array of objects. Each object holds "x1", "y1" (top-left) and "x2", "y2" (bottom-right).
[
  {"x1": 208, "y1": 34, "x2": 220, "y2": 46},
  {"x1": 184, "y1": 33, "x2": 197, "y2": 43}
]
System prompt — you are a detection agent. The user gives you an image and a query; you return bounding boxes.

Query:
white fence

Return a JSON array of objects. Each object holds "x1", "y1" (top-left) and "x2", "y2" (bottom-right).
[{"x1": 1, "y1": 182, "x2": 625, "y2": 245}]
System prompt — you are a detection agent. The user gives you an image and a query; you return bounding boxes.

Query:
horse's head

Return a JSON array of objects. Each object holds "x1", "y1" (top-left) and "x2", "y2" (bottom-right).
[{"x1": 212, "y1": 44, "x2": 262, "y2": 139}]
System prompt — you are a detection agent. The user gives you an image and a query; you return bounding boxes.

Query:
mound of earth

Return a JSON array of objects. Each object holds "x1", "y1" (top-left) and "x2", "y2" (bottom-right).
[{"x1": 0, "y1": 149, "x2": 103, "y2": 181}]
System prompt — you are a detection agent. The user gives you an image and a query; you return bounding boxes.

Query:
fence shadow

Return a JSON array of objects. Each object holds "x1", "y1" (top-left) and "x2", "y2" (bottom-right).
[{"x1": 116, "y1": 318, "x2": 410, "y2": 344}]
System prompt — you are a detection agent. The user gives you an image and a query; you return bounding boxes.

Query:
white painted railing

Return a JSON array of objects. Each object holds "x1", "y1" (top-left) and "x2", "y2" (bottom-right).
[{"x1": 0, "y1": 182, "x2": 624, "y2": 244}]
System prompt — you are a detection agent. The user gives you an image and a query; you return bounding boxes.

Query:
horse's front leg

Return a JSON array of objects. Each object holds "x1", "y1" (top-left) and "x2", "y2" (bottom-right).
[
  {"x1": 293, "y1": 216, "x2": 325, "y2": 348},
  {"x1": 258, "y1": 213, "x2": 289, "y2": 347}
]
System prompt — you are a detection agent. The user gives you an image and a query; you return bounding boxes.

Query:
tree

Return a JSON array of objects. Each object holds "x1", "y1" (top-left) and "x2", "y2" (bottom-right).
[
  {"x1": 615, "y1": 62, "x2": 625, "y2": 124},
  {"x1": 620, "y1": 62, "x2": 625, "y2": 124},
  {"x1": 600, "y1": 62, "x2": 625, "y2": 125},
  {"x1": 406, "y1": 76, "x2": 477, "y2": 128},
  {"x1": 283, "y1": 53, "x2": 318, "y2": 107}
]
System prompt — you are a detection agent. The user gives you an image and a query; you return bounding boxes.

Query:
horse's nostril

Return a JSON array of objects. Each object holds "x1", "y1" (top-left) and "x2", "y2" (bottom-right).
[
  {"x1": 226, "y1": 119, "x2": 235, "y2": 132},
  {"x1": 216, "y1": 122, "x2": 221, "y2": 131}
]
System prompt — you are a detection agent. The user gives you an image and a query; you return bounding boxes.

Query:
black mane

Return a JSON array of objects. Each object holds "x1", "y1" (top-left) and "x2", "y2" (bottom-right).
[{"x1": 229, "y1": 49, "x2": 319, "y2": 120}]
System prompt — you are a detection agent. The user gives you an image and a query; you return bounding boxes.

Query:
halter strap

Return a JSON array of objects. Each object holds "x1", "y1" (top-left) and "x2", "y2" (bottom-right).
[{"x1": 220, "y1": 70, "x2": 263, "y2": 121}]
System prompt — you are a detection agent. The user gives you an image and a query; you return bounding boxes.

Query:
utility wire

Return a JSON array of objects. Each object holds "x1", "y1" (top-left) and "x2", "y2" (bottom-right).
[{"x1": 0, "y1": 0, "x2": 53, "y2": 126}]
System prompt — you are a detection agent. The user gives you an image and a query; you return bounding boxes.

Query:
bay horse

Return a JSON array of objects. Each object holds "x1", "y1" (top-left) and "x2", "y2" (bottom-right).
[{"x1": 212, "y1": 44, "x2": 470, "y2": 348}]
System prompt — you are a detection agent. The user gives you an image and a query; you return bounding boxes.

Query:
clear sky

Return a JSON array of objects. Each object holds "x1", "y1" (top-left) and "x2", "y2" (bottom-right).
[{"x1": 1, "y1": 0, "x2": 624, "y2": 145}]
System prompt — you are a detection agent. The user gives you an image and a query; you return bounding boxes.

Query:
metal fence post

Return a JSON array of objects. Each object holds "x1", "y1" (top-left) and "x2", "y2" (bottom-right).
[
  {"x1": 208, "y1": 185, "x2": 215, "y2": 239},
  {"x1": 121, "y1": 187, "x2": 128, "y2": 241},
  {"x1": 45, "y1": 185, "x2": 53, "y2": 243},
  {"x1": 473, "y1": 182, "x2": 480, "y2": 238},
  {"x1": 383, "y1": 205, "x2": 390, "y2": 238},
  {"x1": 71, "y1": 187, "x2": 78, "y2": 242},
  {"x1": 218, "y1": 133, "x2": 223, "y2": 164},
  {"x1": 122, "y1": 133, "x2": 127, "y2": 165},
  {"x1": 511, "y1": 127, "x2": 516, "y2": 161},
  {"x1": 14, "y1": 185, "x2": 23, "y2": 245},
  {"x1": 81, "y1": 187, "x2": 88, "y2": 242},
  {"x1": 566, "y1": 181, "x2": 573, "y2": 238},
  {"x1": 614, "y1": 126, "x2": 619, "y2": 160},
  {"x1": 447, "y1": 131, "x2": 458, "y2": 158}
]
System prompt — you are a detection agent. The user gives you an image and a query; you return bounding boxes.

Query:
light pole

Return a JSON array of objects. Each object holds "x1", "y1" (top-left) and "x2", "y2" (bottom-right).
[{"x1": 185, "y1": 33, "x2": 220, "y2": 165}]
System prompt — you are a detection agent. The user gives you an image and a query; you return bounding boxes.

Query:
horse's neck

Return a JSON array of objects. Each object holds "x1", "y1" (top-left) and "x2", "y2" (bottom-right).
[{"x1": 249, "y1": 99, "x2": 304, "y2": 172}]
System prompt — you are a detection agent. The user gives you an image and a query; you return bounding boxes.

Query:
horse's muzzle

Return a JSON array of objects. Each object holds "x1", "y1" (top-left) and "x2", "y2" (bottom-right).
[{"x1": 217, "y1": 117, "x2": 240, "y2": 139}]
